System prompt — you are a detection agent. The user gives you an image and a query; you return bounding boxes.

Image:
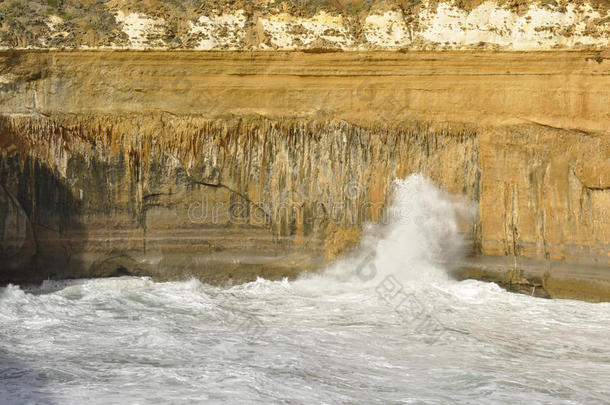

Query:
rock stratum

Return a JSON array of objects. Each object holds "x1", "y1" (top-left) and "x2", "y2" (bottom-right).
[
  {"x1": 1, "y1": 0, "x2": 609, "y2": 51},
  {"x1": 0, "y1": 1, "x2": 609, "y2": 301}
]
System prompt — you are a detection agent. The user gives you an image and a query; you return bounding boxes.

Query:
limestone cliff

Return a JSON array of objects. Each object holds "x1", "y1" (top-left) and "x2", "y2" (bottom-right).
[
  {"x1": 0, "y1": 1, "x2": 609, "y2": 301},
  {"x1": 0, "y1": 112, "x2": 478, "y2": 282},
  {"x1": 0, "y1": 1, "x2": 608, "y2": 51}
]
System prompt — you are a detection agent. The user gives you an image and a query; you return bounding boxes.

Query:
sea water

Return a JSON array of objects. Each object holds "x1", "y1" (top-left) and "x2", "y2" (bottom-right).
[{"x1": 1, "y1": 175, "x2": 608, "y2": 404}]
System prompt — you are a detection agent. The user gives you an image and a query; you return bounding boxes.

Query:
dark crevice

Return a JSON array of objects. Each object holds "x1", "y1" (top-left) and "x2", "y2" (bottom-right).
[
  {"x1": 187, "y1": 177, "x2": 272, "y2": 227},
  {"x1": 571, "y1": 169, "x2": 610, "y2": 192},
  {"x1": 161, "y1": 151, "x2": 273, "y2": 227},
  {"x1": 143, "y1": 192, "x2": 174, "y2": 200}
]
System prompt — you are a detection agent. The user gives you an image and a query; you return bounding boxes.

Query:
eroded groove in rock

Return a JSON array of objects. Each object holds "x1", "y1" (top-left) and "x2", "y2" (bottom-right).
[{"x1": 0, "y1": 113, "x2": 480, "y2": 283}]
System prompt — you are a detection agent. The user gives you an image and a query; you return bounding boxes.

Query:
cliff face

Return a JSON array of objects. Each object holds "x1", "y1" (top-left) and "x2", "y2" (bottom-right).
[
  {"x1": 0, "y1": 111, "x2": 479, "y2": 283},
  {"x1": 0, "y1": 1, "x2": 609, "y2": 300},
  {"x1": 0, "y1": 49, "x2": 608, "y2": 300}
]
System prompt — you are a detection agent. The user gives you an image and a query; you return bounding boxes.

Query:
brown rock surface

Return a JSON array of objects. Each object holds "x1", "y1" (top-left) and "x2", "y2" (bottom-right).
[{"x1": 0, "y1": 50, "x2": 608, "y2": 300}]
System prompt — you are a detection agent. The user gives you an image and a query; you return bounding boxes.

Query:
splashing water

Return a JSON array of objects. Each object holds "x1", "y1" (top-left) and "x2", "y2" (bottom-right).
[
  {"x1": 317, "y1": 174, "x2": 473, "y2": 287},
  {"x1": 1, "y1": 175, "x2": 608, "y2": 404}
]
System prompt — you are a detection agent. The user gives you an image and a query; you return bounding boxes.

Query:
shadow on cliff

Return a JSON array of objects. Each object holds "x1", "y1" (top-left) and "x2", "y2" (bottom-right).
[{"x1": 0, "y1": 152, "x2": 87, "y2": 285}]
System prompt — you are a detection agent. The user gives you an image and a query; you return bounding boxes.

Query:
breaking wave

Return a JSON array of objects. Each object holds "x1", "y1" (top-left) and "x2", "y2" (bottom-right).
[{"x1": 1, "y1": 175, "x2": 608, "y2": 404}]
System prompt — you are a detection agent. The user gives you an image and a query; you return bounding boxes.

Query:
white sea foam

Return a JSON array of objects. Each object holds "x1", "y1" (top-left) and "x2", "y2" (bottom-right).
[{"x1": 1, "y1": 175, "x2": 608, "y2": 404}]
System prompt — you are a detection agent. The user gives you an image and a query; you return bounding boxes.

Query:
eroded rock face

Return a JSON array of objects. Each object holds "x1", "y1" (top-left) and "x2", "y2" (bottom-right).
[
  {"x1": 0, "y1": 182, "x2": 35, "y2": 276},
  {"x1": 479, "y1": 126, "x2": 610, "y2": 262},
  {"x1": 0, "y1": 113, "x2": 479, "y2": 283},
  {"x1": 0, "y1": 50, "x2": 608, "y2": 301}
]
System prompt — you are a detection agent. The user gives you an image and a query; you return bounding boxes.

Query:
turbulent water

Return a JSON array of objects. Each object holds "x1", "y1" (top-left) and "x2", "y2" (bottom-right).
[{"x1": 1, "y1": 175, "x2": 609, "y2": 404}]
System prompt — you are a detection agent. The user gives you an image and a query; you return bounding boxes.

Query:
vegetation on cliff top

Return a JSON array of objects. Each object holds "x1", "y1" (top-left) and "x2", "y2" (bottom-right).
[{"x1": 0, "y1": 0, "x2": 608, "y2": 48}]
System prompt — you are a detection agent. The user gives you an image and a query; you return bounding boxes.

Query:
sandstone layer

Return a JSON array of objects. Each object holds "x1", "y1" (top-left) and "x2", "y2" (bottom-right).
[{"x1": 0, "y1": 50, "x2": 608, "y2": 301}]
